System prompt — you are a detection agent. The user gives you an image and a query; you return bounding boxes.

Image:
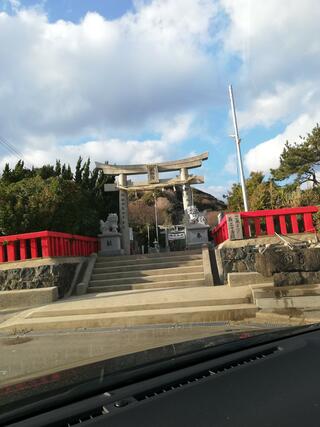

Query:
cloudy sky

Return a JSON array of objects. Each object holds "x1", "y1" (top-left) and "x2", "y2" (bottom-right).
[{"x1": 0, "y1": 0, "x2": 319, "y2": 199}]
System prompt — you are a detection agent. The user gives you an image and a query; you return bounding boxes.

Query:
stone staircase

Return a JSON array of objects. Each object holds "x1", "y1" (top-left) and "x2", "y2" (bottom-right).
[
  {"x1": 88, "y1": 249, "x2": 207, "y2": 293},
  {"x1": 0, "y1": 286, "x2": 258, "y2": 332}
]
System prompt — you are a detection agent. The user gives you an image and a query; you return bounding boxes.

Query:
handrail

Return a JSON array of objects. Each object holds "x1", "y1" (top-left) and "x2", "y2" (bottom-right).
[
  {"x1": 211, "y1": 206, "x2": 318, "y2": 245},
  {"x1": 0, "y1": 230, "x2": 99, "y2": 263}
]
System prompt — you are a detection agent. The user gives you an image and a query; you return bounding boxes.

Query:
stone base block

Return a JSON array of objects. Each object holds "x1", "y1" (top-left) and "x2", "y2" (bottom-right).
[
  {"x1": 186, "y1": 224, "x2": 209, "y2": 248},
  {"x1": 99, "y1": 233, "x2": 122, "y2": 256},
  {"x1": 0, "y1": 287, "x2": 58, "y2": 309},
  {"x1": 228, "y1": 272, "x2": 273, "y2": 287}
]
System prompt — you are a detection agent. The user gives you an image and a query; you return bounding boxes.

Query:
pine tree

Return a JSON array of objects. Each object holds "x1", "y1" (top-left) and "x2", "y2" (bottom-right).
[
  {"x1": 38, "y1": 164, "x2": 55, "y2": 179},
  {"x1": 89, "y1": 167, "x2": 99, "y2": 190},
  {"x1": 82, "y1": 158, "x2": 90, "y2": 189},
  {"x1": 61, "y1": 164, "x2": 73, "y2": 180},
  {"x1": 74, "y1": 156, "x2": 83, "y2": 184},
  {"x1": 271, "y1": 124, "x2": 320, "y2": 187},
  {"x1": 55, "y1": 160, "x2": 62, "y2": 177},
  {"x1": 66, "y1": 165, "x2": 73, "y2": 180},
  {"x1": 2, "y1": 163, "x2": 11, "y2": 182}
]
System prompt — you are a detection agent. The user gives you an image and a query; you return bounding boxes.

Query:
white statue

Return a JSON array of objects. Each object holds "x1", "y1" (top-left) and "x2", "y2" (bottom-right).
[
  {"x1": 185, "y1": 206, "x2": 207, "y2": 225},
  {"x1": 100, "y1": 213, "x2": 119, "y2": 234}
]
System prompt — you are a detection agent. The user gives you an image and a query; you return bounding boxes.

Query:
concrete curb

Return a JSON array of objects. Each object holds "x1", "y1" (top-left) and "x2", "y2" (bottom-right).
[
  {"x1": 0, "y1": 287, "x2": 58, "y2": 309},
  {"x1": 76, "y1": 253, "x2": 97, "y2": 296},
  {"x1": 202, "y1": 244, "x2": 214, "y2": 286}
]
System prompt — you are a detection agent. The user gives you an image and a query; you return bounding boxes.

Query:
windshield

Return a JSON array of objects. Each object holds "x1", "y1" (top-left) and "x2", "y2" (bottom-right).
[{"x1": 0, "y1": 0, "x2": 320, "y2": 412}]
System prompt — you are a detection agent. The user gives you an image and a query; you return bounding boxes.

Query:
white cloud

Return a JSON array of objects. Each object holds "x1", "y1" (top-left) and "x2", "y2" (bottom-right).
[
  {"x1": 224, "y1": 153, "x2": 237, "y2": 174},
  {"x1": 237, "y1": 82, "x2": 317, "y2": 129},
  {"x1": 245, "y1": 112, "x2": 320, "y2": 173},
  {"x1": 221, "y1": 0, "x2": 320, "y2": 128},
  {"x1": 0, "y1": 110, "x2": 196, "y2": 170},
  {"x1": 0, "y1": 1, "x2": 219, "y2": 157},
  {"x1": 0, "y1": 137, "x2": 167, "y2": 169},
  {"x1": 155, "y1": 113, "x2": 194, "y2": 143},
  {"x1": 202, "y1": 185, "x2": 228, "y2": 201}
]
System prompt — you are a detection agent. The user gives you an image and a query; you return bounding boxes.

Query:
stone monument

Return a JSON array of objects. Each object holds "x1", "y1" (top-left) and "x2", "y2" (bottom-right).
[{"x1": 98, "y1": 213, "x2": 122, "y2": 256}]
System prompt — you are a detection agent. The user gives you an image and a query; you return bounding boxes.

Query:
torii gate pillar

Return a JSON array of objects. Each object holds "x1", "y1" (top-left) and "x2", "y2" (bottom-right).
[
  {"x1": 118, "y1": 173, "x2": 131, "y2": 255},
  {"x1": 180, "y1": 167, "x2": 193, "y2": 211}
]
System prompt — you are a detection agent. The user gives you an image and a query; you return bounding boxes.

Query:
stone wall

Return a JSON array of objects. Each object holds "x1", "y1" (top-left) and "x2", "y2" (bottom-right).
[
  {"x1": 0, "y1": 262, "x2": 79, "y2": 298},
  {"x1": 216, "y1": 245, "x2": 320, "y2": 286},
  {"x1": 215, "y1": 246, "x2": 257, "y2": 283},
  {"x1": 256, "y1": 247, "x2": 320, "y2": 287}
]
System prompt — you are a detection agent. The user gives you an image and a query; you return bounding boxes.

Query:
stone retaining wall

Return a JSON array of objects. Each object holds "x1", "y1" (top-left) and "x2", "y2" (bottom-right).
[
  {"x1": 256, "y1": 247, "x2": 320, "y2": 286},
  {"x1": 215, "y1": 246, "x2": 257, "y2": 283},
  {"x1": 215, "y1": 244, "x2": 320, "y2": 286},
  {"x1": 0, "y1": 258, "x2": 85, "y2": 298}
]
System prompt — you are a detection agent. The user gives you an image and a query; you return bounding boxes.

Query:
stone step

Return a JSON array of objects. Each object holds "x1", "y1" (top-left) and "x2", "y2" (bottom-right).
[
  {"x1": 252, "y1": 284, "x2": 320, "y2": 310},
  {"x1": 88, "y1": 278, "x2": 207, "y2": 293},
  {"x1": 0, "y1": 304, "x2": 258, "y2": 332},
  {"x1": 89, "y1": 272, "x2": 204, "y2": 287},
  {"x1": 255, "y1": 295, "x2": 320, "y2": 310},
  {"x1": 96, "y1": 249, "x2": 201, "y2": 262},
  {"x1": 29, "y1": 296, "x2": 251, "y2": 318},
  {"x1": 0, "y1": 288, "x2": 58, "y2": 309},
  {"x1": 93, "y1": 259, "x2": 203, "y2": 274},
  {"x1": 95, "y1": 254, "x2": 203, "y2": 268},
  {"x1": 91, "y1": 265, "x2": 204, "y2": 281},
  {"x1": 228, "y1": 272, "x2": 273, "y2": 287}
]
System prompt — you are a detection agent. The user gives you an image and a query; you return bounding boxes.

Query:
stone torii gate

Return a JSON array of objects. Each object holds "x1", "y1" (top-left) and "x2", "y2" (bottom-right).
[{"x1": 95, "y1": 152, "x2": 208, "y2": 255}]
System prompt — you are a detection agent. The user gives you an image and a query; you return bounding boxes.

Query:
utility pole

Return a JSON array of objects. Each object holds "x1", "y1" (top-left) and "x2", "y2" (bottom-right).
[
  {"x1": 154, "y1": 192, "x2": 159, "y2": 243},
  {"x1": 228, "y1": 84, "x2": 249, "y2": 212}
]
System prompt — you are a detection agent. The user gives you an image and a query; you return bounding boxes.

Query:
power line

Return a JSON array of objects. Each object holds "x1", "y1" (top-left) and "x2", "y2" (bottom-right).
[
  {"x1": 0, "y1": 136, "x2": 23, "y2": 158},
  {"x1": 0, "y1": 135, "x2": 24, "y2": 160}
]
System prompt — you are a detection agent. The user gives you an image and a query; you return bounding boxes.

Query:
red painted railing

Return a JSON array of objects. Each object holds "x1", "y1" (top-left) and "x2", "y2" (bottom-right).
[
  {"x1": 0, "y1": 231, "x2": 99, "y2": 263},
  {"x1": 211, "y1": 206, "x2": 318, "y2": 245}
]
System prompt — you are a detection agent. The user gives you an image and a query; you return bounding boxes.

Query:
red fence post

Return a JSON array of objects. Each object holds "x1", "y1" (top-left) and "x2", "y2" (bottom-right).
[
  {"x1": 41, "y1": 236, "x2": 52, "y2": 257},
  {"x1": 279, "y1": 215, "x2": 287, "y2": 235},
  {"x1": 0, "y1": 244, "x2": 5, "y2": 262},
  {"x1": 7, "y1": 241, "x2": 16, "y2": 262},
  {"x1": 20, "y1": 239, "x2": 27, "y2": 260},
  {"x1": 253, "y1": 218, "x2": 261, "y2": 237},
  {"x1": 71, "y1": 239, "x2": 76, "y2": 256},
  {"x1": 30, "y1": 238, "x2": 38, "y2": 258},
  {"x1": 266, "y1": 216, "x2": 275, "y2": 235},
  {"x1": 49, "y1": 237, "x2": 55, "y2": 256},
  {"x1": 242, "y1": 218, "x2": 250, "y2": 238},
  {"x1": 63, "y1": 238, "x2": 68, "y2": 256},
  {"x1": 291, "y1": 215, "x2": 299, "y2": 233},
  {"x1": 303, "y1": 213, "x2": 315, "y2": 232}
]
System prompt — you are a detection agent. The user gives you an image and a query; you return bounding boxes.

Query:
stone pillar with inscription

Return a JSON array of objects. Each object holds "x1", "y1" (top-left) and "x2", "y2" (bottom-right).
[
  {"x1": 118, "y1": 173, "x2": 130, "y2": 255},
  {"x1": 180, "y1": 168, "x2": 193, "y2": 212}
]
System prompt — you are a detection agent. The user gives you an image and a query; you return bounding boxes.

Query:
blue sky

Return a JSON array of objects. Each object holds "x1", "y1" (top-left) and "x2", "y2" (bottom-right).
[{"x1": 0, "y1": 0, "x2": 319, "y2": 200}]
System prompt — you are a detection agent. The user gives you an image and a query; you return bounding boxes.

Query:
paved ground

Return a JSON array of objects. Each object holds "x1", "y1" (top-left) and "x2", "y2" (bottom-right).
[
  {"x1": 0, "y1": 284, "x2": 318, "y2": 388},
  {"x1": 0, "y1": 321, "x2": 288, "y2": 387},
  {"x1": 0, "y1": 286, "x2": 256, "y2": 332}
]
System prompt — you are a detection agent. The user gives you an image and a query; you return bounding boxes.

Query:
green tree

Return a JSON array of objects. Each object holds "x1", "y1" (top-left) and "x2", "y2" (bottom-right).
[
  {"x1": 226, "y1": 172, "x2": 287, "y2": 211},
  {"x1": 37, "y1": 164, "x2": 56, "y2": 179},
  {"x1": 271, "y1": 124, "x2": 320, "y2": 187},
  {"x1": 0, "y1": 176, "x2": 100, "y2": 235},
  {"x1": 2, "y1": 163, "x2": 11, "y2": 183},
  {"x1": 74, "y1": 156, "x2": 83, "y2": 184},
  {"x1": 82, "y1": 158, "x2": 90, "y2": 189},
  {"x1": 55, "y1": 160, "x2": 62, "y2": 177},
  {"x1": 61, "y1": 164, "x2": 73, "y2": 180}
]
